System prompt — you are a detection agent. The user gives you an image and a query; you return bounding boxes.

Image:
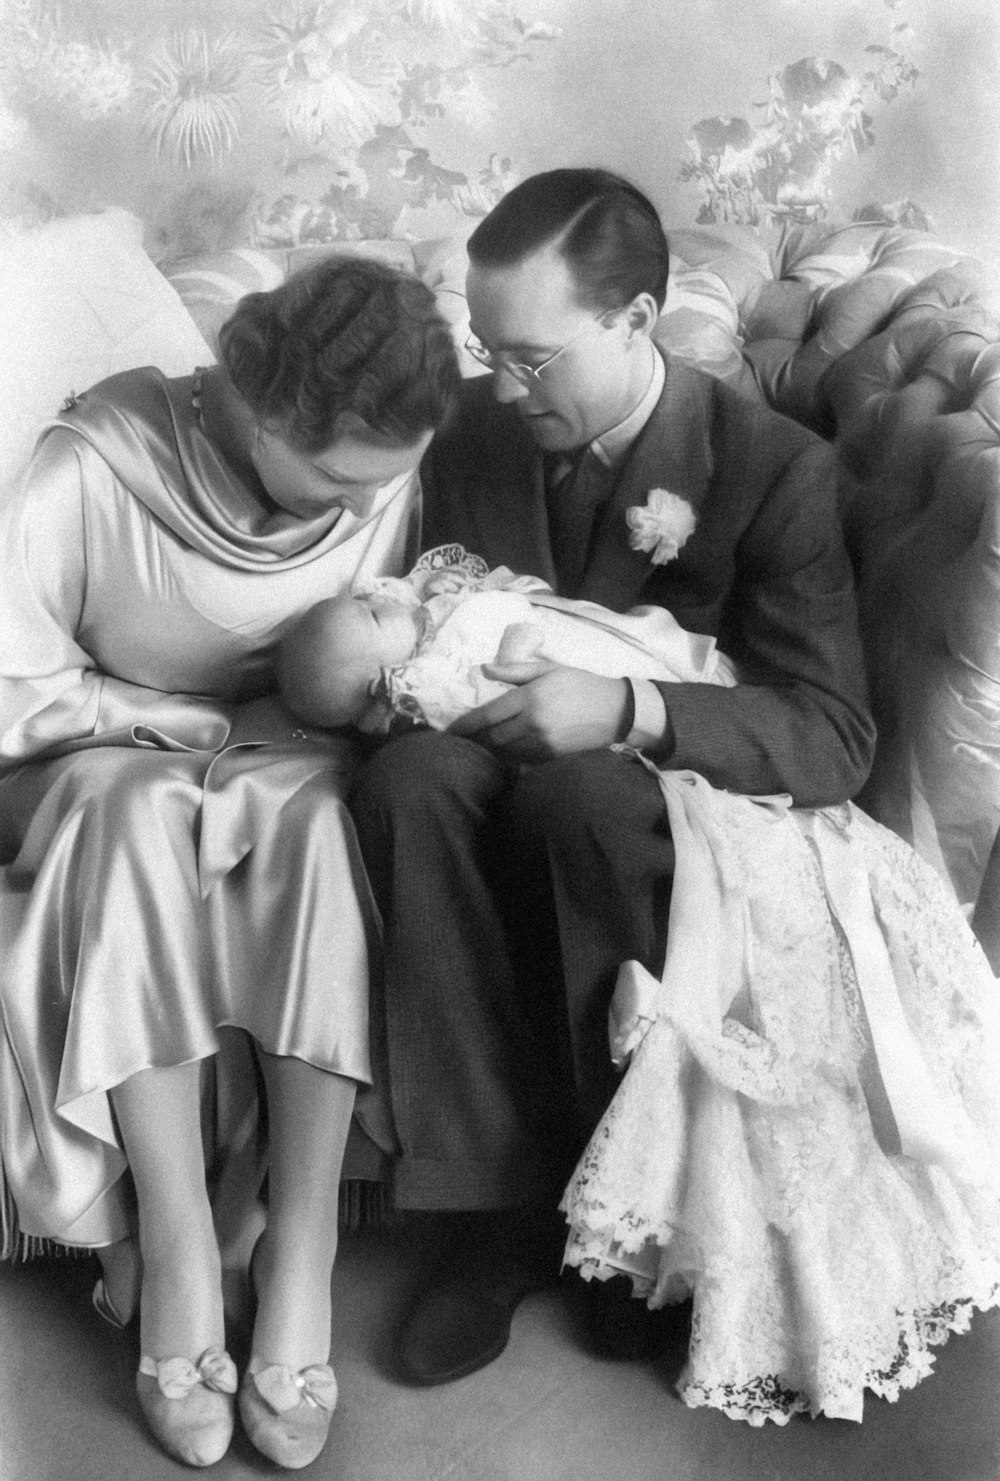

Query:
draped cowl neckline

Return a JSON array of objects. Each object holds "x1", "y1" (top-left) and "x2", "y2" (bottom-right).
[{"x1": 44, "y1": 367, "x2": 401, "y2": 572}]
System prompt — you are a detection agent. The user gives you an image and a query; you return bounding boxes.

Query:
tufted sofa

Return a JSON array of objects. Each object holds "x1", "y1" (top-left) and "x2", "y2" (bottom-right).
[
  {"x1": 650, "y1": 219, "x2": 1000, "y2": 921},
  {"x1": 158, "y1": 217, "x2": 1000, "y2": 928}
]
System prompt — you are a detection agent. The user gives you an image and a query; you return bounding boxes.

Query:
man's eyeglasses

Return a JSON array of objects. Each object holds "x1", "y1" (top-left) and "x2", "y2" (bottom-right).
[{"x1": 464, "y1": 313, "x2": 613, "y2": 386}]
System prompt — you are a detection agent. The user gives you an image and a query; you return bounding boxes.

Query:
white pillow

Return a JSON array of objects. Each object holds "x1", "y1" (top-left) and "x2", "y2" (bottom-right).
[{"x1": 0, "y1": 208, "x2": 214, "y2": 497}]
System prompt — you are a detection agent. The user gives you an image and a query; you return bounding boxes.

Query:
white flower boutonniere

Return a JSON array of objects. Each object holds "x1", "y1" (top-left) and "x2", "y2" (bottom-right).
[{"x1": 625, "y1": 488, "x2": 697, "y2": 566}]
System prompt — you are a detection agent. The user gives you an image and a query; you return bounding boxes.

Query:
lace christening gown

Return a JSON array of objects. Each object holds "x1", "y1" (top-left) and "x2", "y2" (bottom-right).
[{"x1": 561, "y1": 760, "x2": 1000, "y2": 1425}]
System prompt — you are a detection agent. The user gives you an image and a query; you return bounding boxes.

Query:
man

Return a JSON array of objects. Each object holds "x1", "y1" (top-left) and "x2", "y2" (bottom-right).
[{"x1": 350, "y1": 168, "x2": 875, "y2": 1383}]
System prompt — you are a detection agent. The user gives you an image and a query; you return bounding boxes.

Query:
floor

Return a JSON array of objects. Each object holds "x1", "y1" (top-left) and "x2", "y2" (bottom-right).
[{"x1": 2, "y1": 1217, "x2": 1000, "y2": 1481}]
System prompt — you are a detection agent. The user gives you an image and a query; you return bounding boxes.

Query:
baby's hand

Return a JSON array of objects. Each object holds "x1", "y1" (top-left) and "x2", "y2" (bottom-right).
[
  {"x1": 495, "y1": 621, "x2": 545, "y2": 665},
  {"x1": 423, "y1": 570, "x2": 475, "y2": 597}
]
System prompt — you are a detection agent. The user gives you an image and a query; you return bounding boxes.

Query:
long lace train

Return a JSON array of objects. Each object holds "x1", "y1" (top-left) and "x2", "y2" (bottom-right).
[{"x1": 561, "y1": 763, "x2": 1000, "y2": 1424}]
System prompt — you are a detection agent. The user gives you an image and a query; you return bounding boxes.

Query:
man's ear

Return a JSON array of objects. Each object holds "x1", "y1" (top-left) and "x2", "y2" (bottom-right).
[{"x1": 622, "y1": 292, "x2": 660, "y2": 340}]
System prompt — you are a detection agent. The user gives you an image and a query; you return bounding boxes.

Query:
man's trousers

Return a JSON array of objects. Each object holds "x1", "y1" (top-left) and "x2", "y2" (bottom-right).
[{"x1": 350, "y1": 733, "x2": 676, "y2": 1211}]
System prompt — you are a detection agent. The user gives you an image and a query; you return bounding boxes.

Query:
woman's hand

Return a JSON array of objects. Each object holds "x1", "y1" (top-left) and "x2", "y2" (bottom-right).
[{"x1": 448, "y1": 660, "x2": 630, "y2": 761}]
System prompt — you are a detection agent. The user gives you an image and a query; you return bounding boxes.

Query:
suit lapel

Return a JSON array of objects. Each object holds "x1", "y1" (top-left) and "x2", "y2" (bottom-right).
[
  {"x1": 513, "y1": 437, "x2": 558, "y2": 587},
  {"x1": 579, "y1": 359, "x2": 716, "y2": 609},
  {"x1": 476, "y1": 393, "x2": 557, "y2": 585},
  {"x1": 426, "y1": 379, "x2": 557, "y2": 584}
]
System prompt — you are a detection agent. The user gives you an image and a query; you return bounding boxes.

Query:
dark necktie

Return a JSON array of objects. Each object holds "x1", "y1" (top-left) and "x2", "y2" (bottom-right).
[{"x1": 545, "y1": 448, "x2": 613, "y2": 597}]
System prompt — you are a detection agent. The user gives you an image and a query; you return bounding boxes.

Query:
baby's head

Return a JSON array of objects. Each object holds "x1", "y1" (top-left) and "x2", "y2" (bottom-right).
[{"x1": 278, "y1": 591, "x2": 425, "y2": 728}]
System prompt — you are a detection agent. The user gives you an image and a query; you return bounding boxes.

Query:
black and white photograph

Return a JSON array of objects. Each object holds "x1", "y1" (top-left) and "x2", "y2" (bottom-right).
[{"x1": 2, "y1": 2, "x2": 1000, "y2": 1477}]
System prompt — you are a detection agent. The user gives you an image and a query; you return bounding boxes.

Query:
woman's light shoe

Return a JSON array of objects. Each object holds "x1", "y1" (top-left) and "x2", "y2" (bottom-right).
[
  {"x1": 239, "y1": 1359, "x2": 338, "y2": 1469},
  {"x1": 135, "y1": 1347, "x2": 238, "y2": 1468}
]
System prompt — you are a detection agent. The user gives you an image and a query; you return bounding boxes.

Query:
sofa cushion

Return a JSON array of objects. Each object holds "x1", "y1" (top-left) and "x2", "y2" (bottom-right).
[
  {"x1": 742, "y1": 222, "x2": 1000, "y2": 429},
  {"x1": 163, "y1": 231, "x2": 770, "y2": 393},
  {"x1": 816, "y1": 259, "x2": 1000, "y2": 908},
  {"x1": 653, "y1": 258, "x2": 754, "y2": 394},
  {"x1": 160, "y1": 239, "x2": 421, "y2": 356},
  {"x1": 160, "y1": 234, "x2": 490, "y2": 379},
  {"x1": 650, "y1": 215, "x2": 1000, "y2": 911},
  {"x1": 0, "y1": 208, "x2": 213, "y2": 498},
  {"x1": 903, "y1": 462, "x2": 1000, "y2": 904},
  {"x1": 159, "y1": 247, "x2": 290, "y2": 350}
]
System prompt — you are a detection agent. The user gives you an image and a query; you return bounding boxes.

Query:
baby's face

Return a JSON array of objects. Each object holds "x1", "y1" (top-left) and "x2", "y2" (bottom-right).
[{"x1": 348, "y1": 593, "x2": 425, "y2": 668}]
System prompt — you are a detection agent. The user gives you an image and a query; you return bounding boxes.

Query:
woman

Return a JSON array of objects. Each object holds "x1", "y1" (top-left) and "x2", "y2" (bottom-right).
[{"x1": 0, "y1": 256, "x2": 460, "y2": 1468}]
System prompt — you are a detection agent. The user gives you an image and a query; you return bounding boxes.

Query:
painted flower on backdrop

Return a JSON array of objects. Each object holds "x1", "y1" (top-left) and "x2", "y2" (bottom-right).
[
  {"x1": 141, "y1": 31, "x2": 243, "y2": 168},
  {"x1": 0, "y1": 99, "x2": 29, "y2": 154},
  {"x1": 255, "y1": 1, "x2": 396, "y2": 151},
  {"x1": 776, "y1": 57, "x2": 867, "y2": 148},
  {"x1": 625, "y1": 490, "x2": 697, "y2": 566},
  {"x1": 0, "y1": 0, "x2": 560, "y2": 248},
  {"x1": 404, "y1": 0, "x2": 471, "y2": 32},
  {"x1": 275, "y1": 70, "x2": 391, "y2": 150},
  {"x1": 679, "y1": 4, "x2": 925, "y2": 228},
  {"x1": 2, "y1": 0, "x2": 134, "y2": 122}
]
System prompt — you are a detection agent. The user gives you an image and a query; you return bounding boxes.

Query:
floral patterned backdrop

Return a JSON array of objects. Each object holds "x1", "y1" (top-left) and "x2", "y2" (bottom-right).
[
  {"x1": 0, "y1": 0, "x2": 562, "y2": 255},
  {"x1": 0, "y1": 0, "x2": 996, "y2": 263},
  {"x1": 681, "y1": 44, "x2": 928, "y2": 232}
]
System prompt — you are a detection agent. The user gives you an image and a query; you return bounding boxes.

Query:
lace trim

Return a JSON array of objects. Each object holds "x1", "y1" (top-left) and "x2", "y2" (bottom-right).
[
  {"x1": 679, "y1": 1292, "x2": 995, "y2": 1425},
  {"x1": 561, "y1": 788, "x2": 1000, "y2": 1426}
]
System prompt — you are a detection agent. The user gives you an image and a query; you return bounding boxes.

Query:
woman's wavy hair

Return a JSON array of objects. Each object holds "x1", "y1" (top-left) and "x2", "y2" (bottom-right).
[
  {"x1": 219, "y1": 256, "x2": 462, "y2": 452},
  {"x1": 468, "y1": 168, "x2": 670, "y2": 313}
]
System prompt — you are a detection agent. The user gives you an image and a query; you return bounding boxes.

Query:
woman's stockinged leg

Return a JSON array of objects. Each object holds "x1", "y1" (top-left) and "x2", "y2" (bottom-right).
[
  {"x1": 109, "y1": 1060, "x2": 224, "y2": 1361},
  {"x1": 112, "y1": 1061, "x2": 239, "y2": 1468},
  {"x1": 238, "y1": 1052, "x2": 355, "y2": 1469},
  {"x1": 250, "y1": 1052, "x2": 356, "y2": 1369}
]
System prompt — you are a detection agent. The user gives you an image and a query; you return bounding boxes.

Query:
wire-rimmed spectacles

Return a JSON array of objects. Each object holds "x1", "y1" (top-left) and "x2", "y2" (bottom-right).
[{"x1": 464, "y1": 313, "x2": 613, "y2": 385}]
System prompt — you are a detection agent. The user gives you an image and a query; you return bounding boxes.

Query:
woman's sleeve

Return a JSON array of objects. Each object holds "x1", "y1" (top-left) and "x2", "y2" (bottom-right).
[{"x1": 0, "y1": 432, "x2": 233, "y2": 765}]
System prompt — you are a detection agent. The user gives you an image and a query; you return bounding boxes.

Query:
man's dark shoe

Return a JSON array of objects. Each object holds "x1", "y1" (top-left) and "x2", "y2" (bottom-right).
[
  {"x1": 397, "y1": 1210, "x2": 564, "y2": 1385},
  {"x1": 578, "y1": 1273, "x2": 691, "y2": 1362}
]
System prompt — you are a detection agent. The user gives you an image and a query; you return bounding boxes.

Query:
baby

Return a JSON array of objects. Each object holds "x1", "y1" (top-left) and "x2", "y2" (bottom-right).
[{"x1": 277, "y1": 546, "x2": 737, "y2": 734}]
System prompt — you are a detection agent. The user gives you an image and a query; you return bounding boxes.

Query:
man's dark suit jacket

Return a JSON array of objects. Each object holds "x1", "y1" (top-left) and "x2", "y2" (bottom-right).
[{"x1": 420, "y1": 359, "x2": 875, "y2": 808}]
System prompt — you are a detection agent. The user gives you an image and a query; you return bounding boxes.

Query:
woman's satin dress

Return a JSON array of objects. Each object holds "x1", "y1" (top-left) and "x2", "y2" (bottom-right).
[{"x1": 0, "y1": 369, "x2": 415, "y2": 1252}]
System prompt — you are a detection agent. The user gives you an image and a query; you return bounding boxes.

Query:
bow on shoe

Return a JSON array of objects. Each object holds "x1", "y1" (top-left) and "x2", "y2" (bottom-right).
[
  {"x1": 139, "y1": 1347, "x2": 239, "y2": 1400},
  {"x1": 250, "y1": 1363, "x2": 339, "y2": 1414}
]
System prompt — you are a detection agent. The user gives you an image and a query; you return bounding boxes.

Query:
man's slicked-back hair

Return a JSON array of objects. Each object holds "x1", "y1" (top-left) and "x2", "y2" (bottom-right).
[{"x1": 467, "y1": 168, "x2": 670, "y2": 313}]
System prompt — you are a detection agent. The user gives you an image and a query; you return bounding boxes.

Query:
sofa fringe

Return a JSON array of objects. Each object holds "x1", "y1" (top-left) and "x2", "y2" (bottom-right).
[
  {"x1": 339, "y1": 1178, "x2": 394, "y2": 1235},
  {"x1": 2, "y1": 1180, "x2": 87, "y2": 1264},
  {"x1": 1, "y1": 1160, "x2": 19, "y2": 1261},
  {"x1": 3, "y1": 1153, "x2": 86, "y2": 1262},
  {"x1": 3, "y1": 1167, "x2": 390, "y2": 1259}
]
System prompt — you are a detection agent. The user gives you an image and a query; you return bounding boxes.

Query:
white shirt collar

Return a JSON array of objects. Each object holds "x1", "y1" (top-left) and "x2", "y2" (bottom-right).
[{"x1": 590, "y1": 347, "x2": 665, "y2": 469}]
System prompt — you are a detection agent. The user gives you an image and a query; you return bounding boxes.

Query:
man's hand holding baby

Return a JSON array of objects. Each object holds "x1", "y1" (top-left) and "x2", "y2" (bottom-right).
[{"x1": 448, "y1": 661, "x2": 631, "y2": 760}]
